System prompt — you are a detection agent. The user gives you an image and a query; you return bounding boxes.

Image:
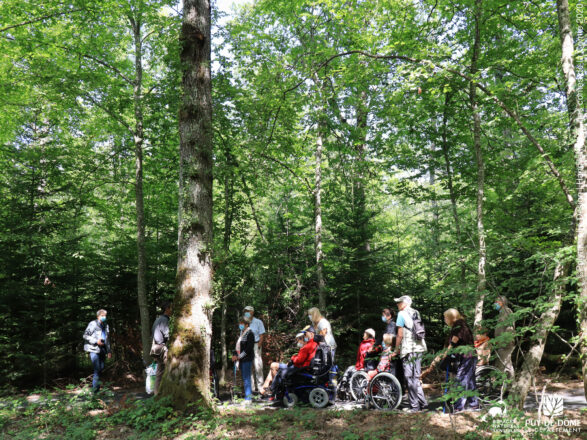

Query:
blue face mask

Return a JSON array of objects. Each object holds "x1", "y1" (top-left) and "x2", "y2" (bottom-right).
[
  {"x1": 99, "y1": 316, "x2": 107, "y2": 323},
  {"x1": 493, "y1": 303, "x2": 501, "y2": 311},
  {"x1": 381, "y1": 315, "x2": 387, "y2": 323},
  {"x1": 239, "y1": 324, "x2": 245, "y2": 331},
  {"x1": 304, "y1": 337, "x2": 309, "y2": 342},
  {"x1": 244, "y1": 312, "x2": 251, "y2": 319},
  {"x1": 382, "y1": 342, "x2": 386, "y2": 349}
]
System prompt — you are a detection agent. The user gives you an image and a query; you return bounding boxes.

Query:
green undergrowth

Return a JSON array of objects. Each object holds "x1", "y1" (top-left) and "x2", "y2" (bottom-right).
[{"x1": 1, "y1": 387, "x2": 583, "y2": 439}]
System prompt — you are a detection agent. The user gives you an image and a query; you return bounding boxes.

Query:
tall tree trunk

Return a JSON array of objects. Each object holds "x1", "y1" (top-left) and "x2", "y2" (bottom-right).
[
  {"x1": 470, "y1": 0, "x2": 486, "y2": 328},
  {"x1": 315, "y1": 127, "x2": 326, "y2": 312},
  {"x1": 130, "y1": 13, "x2": 151, "y2": 366},
  {"x1": 556, "y1": 0, "x2": 587, "y2": 398},
  {"x1": 158, "y1": 0, "x2": 213, "y2": 409}
]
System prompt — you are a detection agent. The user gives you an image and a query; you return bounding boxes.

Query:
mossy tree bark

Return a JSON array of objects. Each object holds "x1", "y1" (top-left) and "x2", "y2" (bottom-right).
[{"x1": 158, "y1": 0, "x2": 213, "y2": 410}]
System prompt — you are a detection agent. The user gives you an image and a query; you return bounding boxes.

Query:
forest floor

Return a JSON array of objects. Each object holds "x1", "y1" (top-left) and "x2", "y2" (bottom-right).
[{"x1": 0, "y1": 379, "x2": 584, "y2": 439}]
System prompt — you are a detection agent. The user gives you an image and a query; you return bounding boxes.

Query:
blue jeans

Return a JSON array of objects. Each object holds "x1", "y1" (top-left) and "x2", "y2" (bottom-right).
[
  {"x1": 90, "y1": 352, "x2": 105, "y2": 392},
  {"x1": 240, "y1": 361, "x2": 252, "y2": 400},
  {"x1": 454, "y1": 355, "x2": 478, "y2": 411}
]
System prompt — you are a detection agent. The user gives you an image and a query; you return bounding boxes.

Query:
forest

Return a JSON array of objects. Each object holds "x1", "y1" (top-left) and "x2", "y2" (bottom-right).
[{"x1": 0, "y1": 0, "x2": 586, "y2": 438}]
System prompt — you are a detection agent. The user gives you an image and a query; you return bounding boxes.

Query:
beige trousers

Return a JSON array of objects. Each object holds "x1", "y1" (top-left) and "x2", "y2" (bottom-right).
[{"x1": 250, "y1": 342, "x2": 264, "y2": 391}]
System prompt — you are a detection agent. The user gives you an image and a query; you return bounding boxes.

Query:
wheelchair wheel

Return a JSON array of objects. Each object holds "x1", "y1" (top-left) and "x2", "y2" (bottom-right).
[
  {"x1": 350, "y1": 370, "x2": 369, "y2": 401},
  {"x1": 309, "y1": 388, "x2": 329, "y2": 408},
  {"x1": 368, "y1": 372, "x2": 402, "y2": 410},
  {"x1": 475, "y1": 365, "x2": 503, "y2": 403},
  {"x1": 282, "y1": 392, "x2": 298, "y2": 408}
]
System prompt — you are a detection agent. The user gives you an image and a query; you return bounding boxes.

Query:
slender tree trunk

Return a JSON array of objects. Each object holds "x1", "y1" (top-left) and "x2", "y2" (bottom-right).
[
  {"x1": 158, "y1": 0, "x2": 213, "y2": 409},
  {"x1": 440, "y1": 92, "x2": 466, "y2": 284},
  {"x1": 470, "y1": 0, "x2": 486, "y2": 328},
  {"x1": 130, "y1": 13, "x2": 151, "y2": 366},
  {"x1": 556, "y1": 0, "x2": 587, "y2": 397},
  {"x1": 429, "y1": 146, "x2": 439, "y2": 246},
  {"x1": 510, "y1": 259, "x2": 568, "y2": 407},
  {"x1": 219, "y1": 298, "x2": 228, "y2": 385},
  {"x1": 219, "y1": 161, "x2": 234, "y2": 385},
  {"x1": 315, "y1": 128, "x2": 326, "y2": 311},
  {"x1": 352, "y1": 90, "x2": 369, "y2": 329}
]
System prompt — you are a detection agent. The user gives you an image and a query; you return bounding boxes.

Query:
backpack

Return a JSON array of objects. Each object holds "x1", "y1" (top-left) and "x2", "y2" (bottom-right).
[
  {"x1": 410, "y1": 309, "x2": 426, "y2": 341},
  {"x1": 311, "y1": 343, "x2": 333, "y2": 377}
]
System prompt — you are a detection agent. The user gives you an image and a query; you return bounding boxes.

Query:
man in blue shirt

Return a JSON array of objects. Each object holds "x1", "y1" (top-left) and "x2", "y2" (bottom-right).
[
  {"x1": 391, "y1": 295, "x2": 427, "y2": 412},
  {"x1": 244, "y1": 306, "x2": 265, "y2": 393}
]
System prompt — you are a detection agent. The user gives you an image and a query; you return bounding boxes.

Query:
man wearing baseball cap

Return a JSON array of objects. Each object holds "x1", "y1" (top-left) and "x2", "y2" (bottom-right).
[
  {"x1": 243, "y1": 306, "x2": 266, "y2": 394},
  {"x1": 391, "y1": 295, "x2": 428, "y2": 412},
  {"x1": 271, "y1": 326, "x2": 318, "y2": 396}
]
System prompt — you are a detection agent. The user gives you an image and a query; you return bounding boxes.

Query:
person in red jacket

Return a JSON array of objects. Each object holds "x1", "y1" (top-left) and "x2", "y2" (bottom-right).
[
  {"x1": 271, "y1": 327, "x2": 319, "y2": 396},
  {"x1": 356, "y1": 328, "x2": 376, "y2": 370},
  {"x1": 291, "y1": 326, "x2": 318, "y2": 368}
]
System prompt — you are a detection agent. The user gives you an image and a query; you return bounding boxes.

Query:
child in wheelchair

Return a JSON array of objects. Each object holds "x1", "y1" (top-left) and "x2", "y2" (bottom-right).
[
  {"x1": 366, "y1": 333, "x2": 396, "y2": 381},
  {"x1": 358, "y1": 333, "x2": 403, "y2": 409}
]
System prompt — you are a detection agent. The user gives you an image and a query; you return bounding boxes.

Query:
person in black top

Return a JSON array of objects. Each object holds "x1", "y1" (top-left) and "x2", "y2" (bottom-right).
[
  {"x1": 376, "y1": 308, "x2": 405, "y2": 391},
  {"x1": 232, "y1": 317, "x2": 255, "y2": 403},
  {"x1": 443, "y1": 308, "x2": 479, "y2": 412},
  {"x1": 381, "y1": 308, "x2": 397, "y2": 336}
]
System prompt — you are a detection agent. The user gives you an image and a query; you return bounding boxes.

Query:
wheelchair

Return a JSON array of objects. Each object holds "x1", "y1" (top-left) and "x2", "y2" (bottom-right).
[
  {"x1": 350, "y1": 360, "x2": 402, "y2": 410},
  {"x1": 280, "y1": 343, "x2": 337, "y2": 408},
  {"x1": 343, "y1": 355, "x2": 380, "y2": 401}
]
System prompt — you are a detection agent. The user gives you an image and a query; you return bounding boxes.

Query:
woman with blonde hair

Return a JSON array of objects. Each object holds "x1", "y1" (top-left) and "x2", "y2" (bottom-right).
[{"x1": 307, "y1": 307, "x2": 337, "y2": 358}]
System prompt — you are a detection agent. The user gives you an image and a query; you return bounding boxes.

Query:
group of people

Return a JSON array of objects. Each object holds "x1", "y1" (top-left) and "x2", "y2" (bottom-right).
[
  {"x1": 231, "y1": 306, "x2": 336, "y2": 403},
  {"x1": 82, "y1": 293, "x2": 516, "y2": 411}
]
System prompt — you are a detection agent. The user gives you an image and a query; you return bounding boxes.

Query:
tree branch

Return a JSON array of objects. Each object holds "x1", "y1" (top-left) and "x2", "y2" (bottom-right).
[
  {"x1": 0, "y1": 9, "x2": 84, "y2": 33},
  {"x1": 83, "y1": 94, "x2": 132, "y2": 133}
]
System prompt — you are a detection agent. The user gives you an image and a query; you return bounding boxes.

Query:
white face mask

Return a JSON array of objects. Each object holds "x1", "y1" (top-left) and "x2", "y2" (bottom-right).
[
  {"x1": 297, "y1": 342, "x2": 303, "y2": 348},
  {"x1": 308, "y1": 315, "x2": 312, "y2": 321}
]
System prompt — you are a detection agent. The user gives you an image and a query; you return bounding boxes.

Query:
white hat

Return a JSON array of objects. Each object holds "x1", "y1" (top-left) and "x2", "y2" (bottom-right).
[
  {"x1": 244, "y1": 305, "x2": 254, "y2": 312},
  {"x1": 365, "y1": 328, "x2": 376, "y2": 338},
  {"x1": 295, "y1": 332, "x2": 305, "y2": 339},
  {"x1": 394, "y1": 295, "x2": 412, "y2": 306}
]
